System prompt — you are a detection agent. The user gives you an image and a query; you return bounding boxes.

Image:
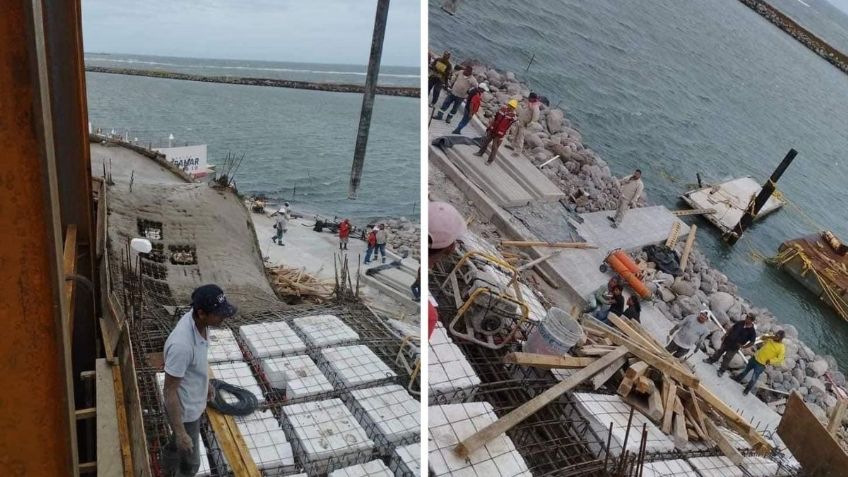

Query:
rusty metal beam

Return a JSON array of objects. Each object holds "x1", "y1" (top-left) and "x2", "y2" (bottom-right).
[{"x1": 0, "y1": 1, "x2": 79, "y2": 475}]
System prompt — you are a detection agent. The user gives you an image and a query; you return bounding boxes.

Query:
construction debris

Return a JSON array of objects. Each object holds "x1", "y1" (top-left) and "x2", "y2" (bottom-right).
[{"x1": 267, "y1": 265, "x2": 333, "y2": 302}]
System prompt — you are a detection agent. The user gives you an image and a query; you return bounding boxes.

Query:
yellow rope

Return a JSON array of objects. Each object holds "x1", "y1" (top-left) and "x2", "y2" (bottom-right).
[{"x1": 767, "y1": 244, "x2": 848, "y2": 321}]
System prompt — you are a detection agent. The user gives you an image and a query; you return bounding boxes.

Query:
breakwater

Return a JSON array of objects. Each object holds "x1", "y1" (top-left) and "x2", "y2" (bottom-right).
[
  {"x1": 740, "y1": 0, "x2": 848, "y2": 74},
  {"x1": 85, "y1": 66, "x2": 420, "y2": 98}
]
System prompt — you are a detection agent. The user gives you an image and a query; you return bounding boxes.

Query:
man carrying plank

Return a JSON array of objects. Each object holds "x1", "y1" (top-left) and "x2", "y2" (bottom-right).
[{"x1": 703, "y1": 313, "x2": 757, "y2": 377}]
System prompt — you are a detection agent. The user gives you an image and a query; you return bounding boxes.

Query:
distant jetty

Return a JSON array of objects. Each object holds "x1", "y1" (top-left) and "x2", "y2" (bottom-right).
[
  {"x1": 85, "y1": 66, "x2": 420, "y2": 98},
  {"x1": 739, "y1": 0, "x2": 848, "y2": 75}
]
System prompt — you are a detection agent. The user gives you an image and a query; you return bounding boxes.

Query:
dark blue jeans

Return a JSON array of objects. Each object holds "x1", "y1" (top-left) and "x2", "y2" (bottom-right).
[
  {"x1": 736, "y1": 358, "x2": 765, "y2": 393},
  {"x1": 453, "y1": 109, "x2": 473, "y2": 133},
  {"x1": 439, "y1": 93, "x2": 463, "y2": 117},
  {"x1": 364, "y1": 245, "x2": 374, "y2": 263},
  {"x1": 376, "y1": 243, "x2": 386, "y2": 260}
]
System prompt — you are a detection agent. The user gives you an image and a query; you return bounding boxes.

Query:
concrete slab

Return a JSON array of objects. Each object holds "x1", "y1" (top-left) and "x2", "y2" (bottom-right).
[
  {"x1": 428, "y1": 323, "x2": 480, "y2": 403},
  {"x1": 547, "y1": 206, "x2": 690, "y2": 300},
  {"x1": 681, "y1": 177, "x2": 783, "y2": 234},
  {"x1": 428, "y1": 402, "x2": 532, "y2": 477},
  {"x1": 686, "y1": 456, "x2": 744, "y2": 477},
  {"x1": 571, "y1": 392, "x2": 676, "y2": 457},
  {"x1": 390, "y1": 443, "x2": 421, "y2": 477},
  {"x1": 429, "y1": 113, "x2": 565, "y2": 203},
  {"x1": 440, "y1": 145, "x2": 534, "y2": 207},
  {"x1": 209, "y1": 361, "x2": 265, "y2": 405},
  {"x1": 282, "y1": 398, "x2": 374, "y2": 473},
  {"x1": 90, "y1": 142, "x2": 186, "y2": 185},
  {"x1": 207, "y1": 327, "x2": 244, "y2": 363},
  {"x1": 261, "y1": 355, "x2": 333, "y2": 399},
  {"x1": 239, "y1": 321, "x2": 306, "y2": 358},
  {"x1": 293, "y1": 314, "x2": 359, "y2": 347},
  {"x1": 234, "y1": 409, "x2": 296, "y2": 474},
  {"x1": 320, "y1": 345, "x2": 397, "y2": 388},
  {"x1": 639, "y1": 459, "x2": 695, "y2": 477},
  {"x1": 348, "y1": 385, "x2": 420, "y2": 448},
  {"x1": 329, "y1": 460, "x2": 393, "y2": 477}
]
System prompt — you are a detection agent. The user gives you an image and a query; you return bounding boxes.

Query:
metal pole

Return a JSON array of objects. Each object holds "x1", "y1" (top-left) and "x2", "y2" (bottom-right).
[
  {"x1": 526, "y1": 53, "x2": 535, "y2": 72},
  {"x1": 725, "y1": 149, "x2": 797, "y2": 245},
  {"x1": 348, "y1": 0, "x2": 390, "y2": 199}
]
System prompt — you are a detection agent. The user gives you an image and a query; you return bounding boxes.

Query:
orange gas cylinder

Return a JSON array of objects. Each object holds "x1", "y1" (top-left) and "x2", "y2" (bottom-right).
[
  {"x1": 611, "y1": 249, "x2": 641, "y2": 275},
  {"x1": 606, "y1": 253, "x2": 651, "y2": 298}
]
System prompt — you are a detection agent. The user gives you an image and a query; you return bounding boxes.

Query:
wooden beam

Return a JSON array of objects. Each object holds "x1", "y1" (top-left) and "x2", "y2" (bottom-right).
[
  {"x1": 591, "y1": 355, "x2": 628, "y2": 390},
  {"x1": 516, "y1": 251, "x2": 561, "y2": 272},
  {"x1": 679, "y1": 224, "x2": 698, "y2": 272},
  {"x1": 624, "y1": 361, "x2": 649, "y2": 380},
  {"x1": 75, "y1": 408, "x2": 96, "y2": 420},
  {"x1": 634, "y1": 376, "x2": 656, "y2": 394},
  {"x1": 704, "y1": 419, "x2": 744, "y2": 465},
  {"x1": 672, "y1": 208, "x2": 716, "y2": 217},
  {"x1": 662, "y1": 381, "x2": 677, "y2": 434},
  {"x1": 617, "y1": 376, "x2": 635, "y2": 397},
  {"x1": 63, "y1": 225, "x2": 78, "y2": 333},
  {"x1": 454, "y1": 347, "x2": 629, "y2": 458},
  {"x1": 109, "y1": 361, "x2": 133, "y2": 476},
  {"x1": 500, "y1": 240, "x2": 598, "y2": 249},
  {"x1": 503, "y1": 352, "x2": 597, "y2": 369},
  {"x1": 694, "y1": 383, "x2": 772, "y2": 453},
  {"x1": 595, "y1": 330, "x2": 700, "y2": 389},
  {"x1": 666, "y1": 221, "x2": 681, "y2": 248},
  {"x1": 688, "y1": 389, "x2": 709, "y2": 439},
  {"x1": 672, "y1": 401, "x2": 689, "y2": 447},
  {"x1": 95, "y1": 359, "x2": 122, "y2": 477},
  {"x1": 647, "y1": 387, "x2": 664, "y2": 422},
  {"x1": 828, "y1": 399, "x2": 848, "y2": 435}
]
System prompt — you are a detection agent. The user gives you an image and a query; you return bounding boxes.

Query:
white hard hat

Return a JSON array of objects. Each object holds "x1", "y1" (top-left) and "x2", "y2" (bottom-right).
[
  {"x1": 429, "y1": 201, "x2": 466, "y2": 249},
  {"x1": 479, "y1": 82, "x2": 490, "y2": 92}
]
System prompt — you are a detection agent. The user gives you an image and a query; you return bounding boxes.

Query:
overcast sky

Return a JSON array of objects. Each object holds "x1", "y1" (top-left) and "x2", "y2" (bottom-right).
[{"x1": 82, "y1": 0, "x2": 420, "y2": 67}]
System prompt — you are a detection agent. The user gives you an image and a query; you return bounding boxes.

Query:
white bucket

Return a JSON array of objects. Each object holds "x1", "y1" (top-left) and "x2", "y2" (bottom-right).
[{"x1": 523, "y1": 307, "x2": 583, "y2": 355}]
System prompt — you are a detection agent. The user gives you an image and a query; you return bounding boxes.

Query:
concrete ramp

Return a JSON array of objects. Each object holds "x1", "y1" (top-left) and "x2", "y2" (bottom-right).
[
  {"x1": 542, "y1": 206, "x2": 690, "y2": 300},
  {"x1": 440, "y1": 145, "x2": 533, "y2": 207}
]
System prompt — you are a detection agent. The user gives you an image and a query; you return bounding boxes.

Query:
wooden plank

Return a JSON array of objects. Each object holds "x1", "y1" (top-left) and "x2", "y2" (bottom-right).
[
  {"x1": 683, "y1": 407, "x2": 707, "y2": 441},
  {"x1": 75, "y1": 408, "x2": 97, "y2": 420},
  {"x1": 617, "y1": 376, "x2": 635, "y2": 397},
  {"x1": 666, "y1": 221, "x2": 681, "y2": 248},
  {"x1": 500, "y1": 240, "x2": 598, "y2": 249},
  {"x1": 624, "y1": 361, "x2": 649, "y2": 380},
  {"x1": 454, "y1": 347, "x2": 629, "y2": 458},
  {"x1": 622, "y1": 393, "x2": 662, "y2": 422},
  {"x1": 647, "y1": 387, "x2": 665, "y2": 422},
  {"x1": 206, "y1": 369, "x2": 261, "y2": 477},
  {"x1": 596, "y1": 330, "x2": 700, "y2": 389},
  {"x1": 694, "y1": 382, "x2": 772, "y2": 453},
  {"x1": 662, "y1": 382, "x2": 677, "y2": 434},
  {"x1": 96, "y1": 359, "x2": 123, "y2": 477},
  {"x1": 516, "y1": 251, "x2": 562, "y2": 272},
  {"x1": 591, "y1": 355, "x2": 628, "y2": 390},
  {"x1": 778, "y1": 391, "x2": 848, "y2": 475},
  {"x1": 688, "y1": 389, "x2": 709, "y2": 439},
  {"x1": 672, "y1": 409, "x2": 689, "y2": 447},
  {"x1": 704, "y1": 419, "x2": 744, "y2": 465},
  {"x1": 503, "y1": 352, "x2": 597, "y2": 369},
  {"x1": 634, "y1": 376, "x2": 656, "y2": 394},
  {"x1": 679, "y1": 224, "x2": 698, "y2": 273},
  {"x1": 827, "y1": 399, "x2": 848, "y2": 435},
  {"x1": 63, "y1": 225, "x2": 78, "y2": 334},
  {"x1": 672, "y1": 208, "x2": 716, "y2": 217}
]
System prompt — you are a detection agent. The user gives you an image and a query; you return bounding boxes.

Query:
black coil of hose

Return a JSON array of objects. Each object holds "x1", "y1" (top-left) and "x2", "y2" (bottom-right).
[{"x1": 207, "y1": 378, "x2": 259, "y2": 416}]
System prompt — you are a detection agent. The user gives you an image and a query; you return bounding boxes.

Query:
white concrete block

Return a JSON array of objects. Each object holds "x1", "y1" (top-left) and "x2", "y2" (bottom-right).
[
  {"x1": 261, "y1": 354, "x2": 333, "y2": 399},
  {"x1": 209, "y1": 361, "x2": 265, "y2": 404},
  {"x1": 390, "y1": 443, "x2": 421, "y2": 477},
  {"x1": 741, "y1": 455, "x2": 780, "y2": 477},
  {"x1": 321, "y1": 345, "x2": 397, "y2": 388},
  {"x1": 428, "y1": 324, "x2": 480, "y2": 401},
  {"x1": 329, "y1": 459, "x2": 394, "y2": 477},
  {"x1": 293, "y1": 314, "x2": 359, "y2": 347},
  {"x1": 349, "y1": 385, "x2": 420, "y2": 446},
  {"x1": 283, "y1": 398, "x2": 374, "y2": 465},
  {"x1": 232, "y1": 409, "x2": 296, "y2": 473},
  {"x1": 640, "y1": 459, "x2": 694, "y2": 477},
  {"x1": 239, "y1": 321, "x2": 306, "y2": 358},
  {"x1": 687, "y1": 456, "x2": 744, "y2": 477},
  {"x1": 428, "y1": 402, "x2": 531, "y2": 477},
  {"x1": 207, "y1": 327, "x2": 245, "y2": 363}
]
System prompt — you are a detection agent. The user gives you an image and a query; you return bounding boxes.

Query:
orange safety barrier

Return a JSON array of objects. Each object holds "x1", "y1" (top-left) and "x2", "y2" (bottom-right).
[{"x1": 606, "y1": 252, "x2": 651, "y2": 298}]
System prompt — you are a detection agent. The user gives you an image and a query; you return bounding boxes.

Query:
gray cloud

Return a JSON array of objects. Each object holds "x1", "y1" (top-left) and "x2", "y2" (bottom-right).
[{"x1": 82, "y1": 0, "x2": 420, "y2": 66}]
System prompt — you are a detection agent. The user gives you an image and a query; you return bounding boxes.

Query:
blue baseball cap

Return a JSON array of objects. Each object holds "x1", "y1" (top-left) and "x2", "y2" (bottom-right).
[{"x1": 191, "y1": 284, "x2": 237, "y2": 318}]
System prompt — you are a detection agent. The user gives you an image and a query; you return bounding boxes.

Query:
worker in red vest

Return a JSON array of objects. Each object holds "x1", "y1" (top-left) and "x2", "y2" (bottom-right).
[
  {"x1": 363, "y1": 226, "x2": 378, "y2": 264},
  {"x1": 451, "y1": 85, "x2": 484, "y2": 135},
  {"x1": 474, "y1": 99, "x2": 518, "y2": 165},
  {"x1": 338, "y1": 219, "x2": 350, "y2": 250}
]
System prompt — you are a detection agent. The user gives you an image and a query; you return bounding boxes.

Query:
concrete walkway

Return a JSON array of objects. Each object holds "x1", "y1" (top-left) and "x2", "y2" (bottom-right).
[{"x1": 250, "y1": 211, "x2": 420, "y2": 321}]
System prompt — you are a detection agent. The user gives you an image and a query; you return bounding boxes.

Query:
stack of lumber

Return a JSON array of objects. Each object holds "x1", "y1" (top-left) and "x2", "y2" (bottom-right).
[
  {"x1": 266, "y1": 265, "x2": 332, "y2": 302},
  {"x1": 455, "y1": 313, "x2": 772, "y2": 464}
]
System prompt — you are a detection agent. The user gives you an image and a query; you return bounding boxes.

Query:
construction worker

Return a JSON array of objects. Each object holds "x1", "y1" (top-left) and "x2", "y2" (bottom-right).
[
  {"x1": 411, "y1": 267, "x2": 421, "y2": 302},
  {"x1": 428, "y1": 201, "x2": 467, "y2": 338},
  {"x1": 272, "y1": 207, "x2": 288, "y2": 246},
  {"x1": 623, "y1": 295, "x2": 641, "y2": 323},
  {"x1": 704, "y1": 314, "x2": 757, "y2": 377},
  {"x1": 666, "y1": 309, "x2": 712, "y2": 359},
  {"x1": 734, "y1": 329, "x2": 785, "y2": 396},
  {"x1": 509, "y1": 92, "x2": 541, "y2": 156},
  {"x1": 428, "y1": 51, "x2": 452, "y2": 106},
  {"x1": 608, "y1": 169, "x2": 644, "y2": 229},
  {"x1": 375, "y1": 223, "x2": 389, "y2": 263},
  {"x1": 593, "y1": 285, "x2": 624, "y2": 323},
  {"x1": 162, "y1": 285, "x2": 237, "y2": 476},
  {"x1": 452, "y1": 84, "x2": 484, "y2": 134},
  {"x1": 338, "y1": 219, "x2": 351, "y2": 250},
  {"x1": 474, "y1": 99, "x2": 518, "y2": 165},
  {"x1": 435, "y1": 65, "x2": 478, "y2": 124},
  {"x1": 364, "y1": 226, "x2": 378, "y2": 264}
]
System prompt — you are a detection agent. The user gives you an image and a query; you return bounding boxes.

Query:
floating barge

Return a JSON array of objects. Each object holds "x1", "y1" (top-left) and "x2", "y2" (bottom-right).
[
  {"x1": 776, "y1": 231, "x2": 848, "y2": 321},
  {"x1": 680, "y1": 177, "x2": 784, "y2": 235}
]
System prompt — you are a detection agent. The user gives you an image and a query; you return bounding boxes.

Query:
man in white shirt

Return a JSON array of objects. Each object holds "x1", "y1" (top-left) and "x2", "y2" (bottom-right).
[
  {"x1": 609, "y1": 169, "x2": 644, "y2": 228},
  {"x1": 161, "y1": 284, "x2": 237, "y2": 476},
  {"x1": 510, "y1": 92, "x2": 541, "y2": 156},
  {"x1": 434, "y1": 65, "x2": 478, "y2": 123},
  {"x1": 666, "y1": 309, "x2": 712, "y2": 359}
]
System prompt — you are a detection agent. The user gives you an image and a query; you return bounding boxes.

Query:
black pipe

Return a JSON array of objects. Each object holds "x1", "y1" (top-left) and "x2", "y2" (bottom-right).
[{"x1": 725, "y1": 148, "x2": 797, "y2": 245}]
